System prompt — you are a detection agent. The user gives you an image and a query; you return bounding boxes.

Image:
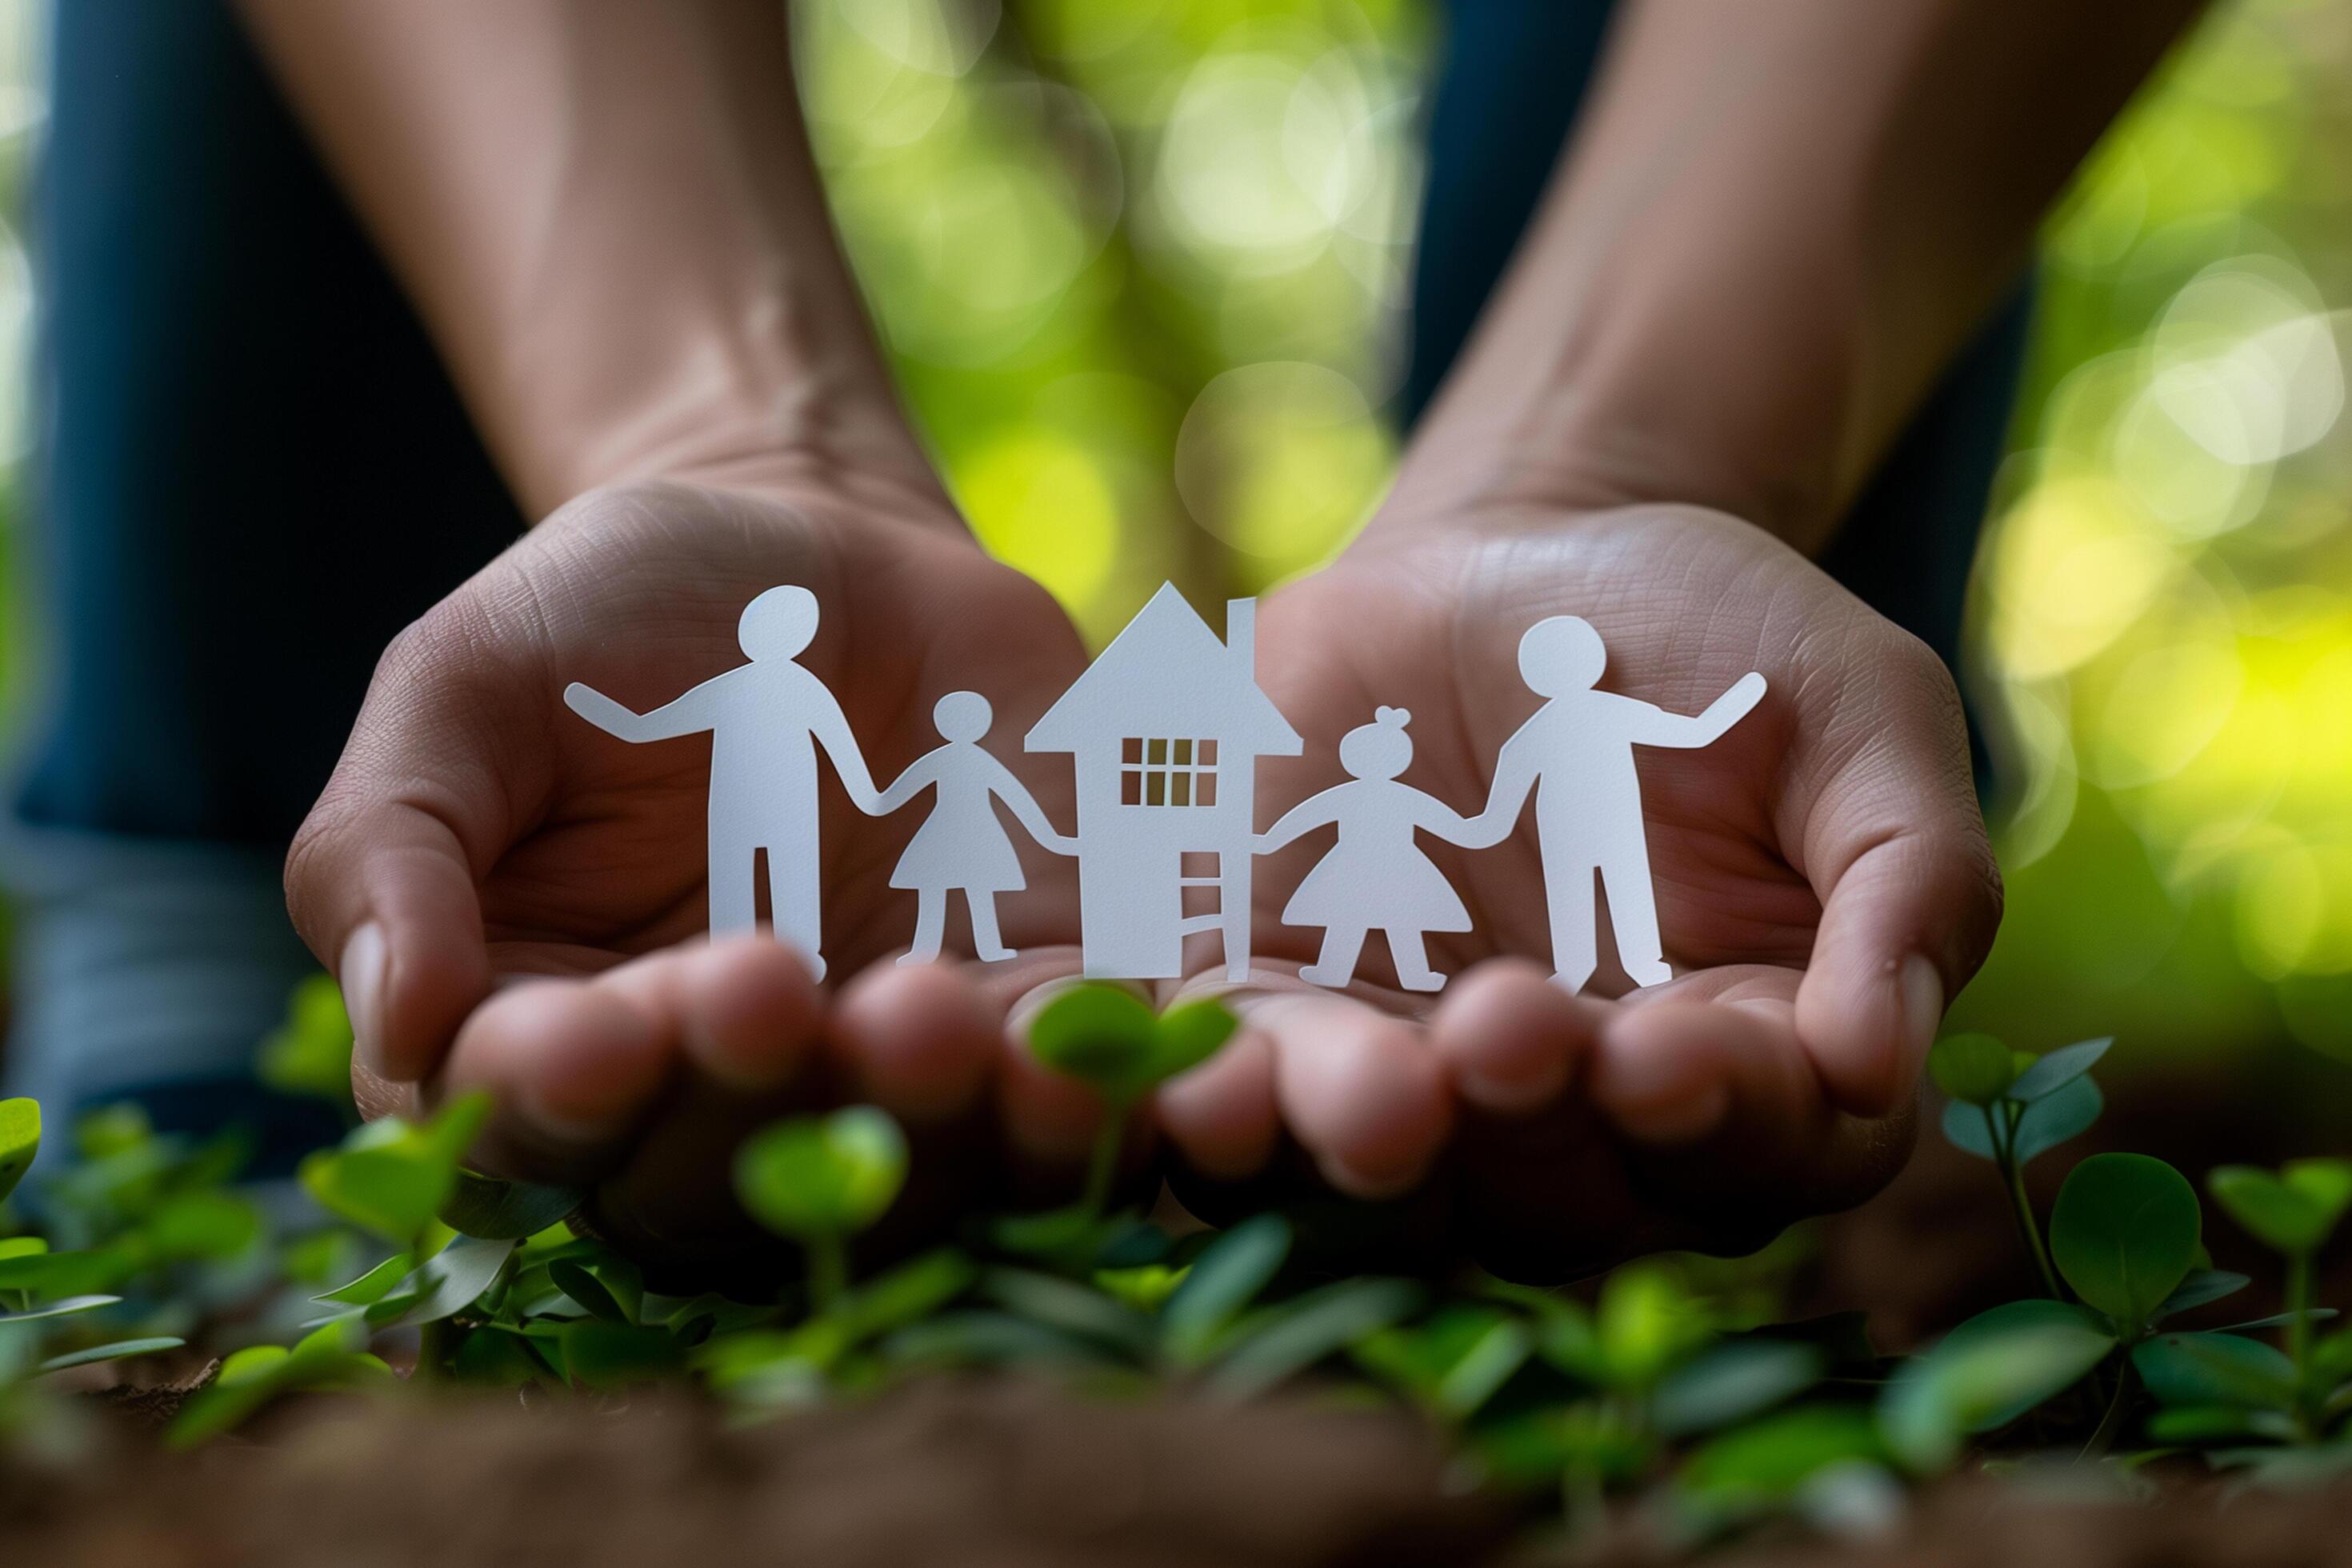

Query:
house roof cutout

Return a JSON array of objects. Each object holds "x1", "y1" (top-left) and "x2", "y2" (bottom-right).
[{"x1": 1026, "y1": 582, "x2": 1302, "y2": 757}]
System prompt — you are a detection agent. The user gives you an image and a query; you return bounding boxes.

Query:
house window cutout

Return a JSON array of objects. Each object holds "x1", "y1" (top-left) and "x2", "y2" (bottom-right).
[{"x1": 1121, "y1": 736, "x2": 1218, "y2": 807}]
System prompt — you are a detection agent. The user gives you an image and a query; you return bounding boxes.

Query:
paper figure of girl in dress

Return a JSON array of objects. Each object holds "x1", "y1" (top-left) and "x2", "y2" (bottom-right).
[
  {"x1": 1255, "y1": 706, "x2": 1483, "y2": 992},
  {"x1": 874, "y1": 690, "x2": 1075, "y2": 965}
]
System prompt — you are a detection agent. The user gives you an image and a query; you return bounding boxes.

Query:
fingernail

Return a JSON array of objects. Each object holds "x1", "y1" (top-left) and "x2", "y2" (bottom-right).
[
  {"x1": 1898, "y1": 953, "x2": 1944, "y2": 1074},
  {"x1": 340, "y1": 923, "x2": 390, "y2": 1081}
]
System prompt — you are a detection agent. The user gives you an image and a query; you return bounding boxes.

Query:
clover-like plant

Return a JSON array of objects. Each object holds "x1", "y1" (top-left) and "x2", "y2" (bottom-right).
[
  {"x1": 1882, "y1": 1150, "x2": 2217, "y2": 1464},
  {"x1": 1025, "y1": 985, "x2": 1237, "y2": 1222},
  {"x1": 735, "y1": 1106, "x2": 910, "y2": 1312},
  {"x1": 1930, "y1": 1033, "x2": 2110, "y2": 1299},
  {"x1": 2187, "y1": 1158, "x2": 2352, "y2": 1446}
]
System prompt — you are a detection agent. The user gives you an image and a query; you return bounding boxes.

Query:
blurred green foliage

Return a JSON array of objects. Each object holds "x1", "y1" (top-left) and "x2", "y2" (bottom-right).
[{"x1": 1955, "y1": 0, "x2": 2352, "y2": 1065}]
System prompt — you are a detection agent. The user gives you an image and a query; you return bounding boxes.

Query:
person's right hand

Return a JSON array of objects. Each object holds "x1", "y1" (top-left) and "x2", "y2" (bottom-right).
[
  {"x1": 286, "y1": 470, "x2": 1099, "y2": 1274},
  {"x1": 1150, "y1": 501, "x2": 2003, "y2": 1281}
]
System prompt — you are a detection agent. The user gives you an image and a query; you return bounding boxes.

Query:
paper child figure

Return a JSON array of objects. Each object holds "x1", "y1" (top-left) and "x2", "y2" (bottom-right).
[
  {"x1": 1469, "y1": 615, "x2": 1766, "y2": 993},
  {"x1": 874, "y1": 690, "x2": 1074, "y2": 966},
  {"x1": 1257, "y1": 706, "x2": 1482, "y2": 992},
  {"x1": 564, "y1": 584, "x2": 878, "y2": 979}
]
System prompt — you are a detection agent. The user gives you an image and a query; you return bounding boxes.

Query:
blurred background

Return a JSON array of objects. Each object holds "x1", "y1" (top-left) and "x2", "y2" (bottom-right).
[{"x1": 0, "y1": 0, "x2": 2348, "y2": 1078}]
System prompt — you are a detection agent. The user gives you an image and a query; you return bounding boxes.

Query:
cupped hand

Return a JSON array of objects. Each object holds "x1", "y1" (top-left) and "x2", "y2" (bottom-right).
[
  {"x1": 1151, "y1": 503, "x2": 2002, "y2": 1280},
  {"x1": 286, "y1": 473, "x2": 1098, "y2": 1267}
]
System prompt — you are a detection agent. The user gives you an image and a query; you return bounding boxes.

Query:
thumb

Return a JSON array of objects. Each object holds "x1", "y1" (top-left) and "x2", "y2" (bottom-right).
[
  {"x1": 285, "y1": 626, "x2": 522, "y2": 1086},
  {"x1": 1792, "y1": 656, "x2": 2002, "y2": 1118}
]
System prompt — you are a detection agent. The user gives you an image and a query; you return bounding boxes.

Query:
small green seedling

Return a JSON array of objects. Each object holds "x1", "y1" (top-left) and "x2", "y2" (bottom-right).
[
  {"x1": 1474, "y1": 1262, "x2": 1829, "y2": 1534},
  {"x1": 1932, "y1": 1033, "x2": 2110, "y2": 1298},
  {"x1": 299, "y1": 1091, "x2": 493, "y2": 1378},
  {"x1": 735, "y1": 1106, "x2": 909, "y2": 1311},
  {"x1": 1883, "y1": 1150, "x2": 2207, "y2": 1462},
  {"x1": 299, "y1": 1093, "x2": 492, "y2": 1249},
  {"x1": 2194, "y1": 1158, "x2": 2352, "y2": 1444},
  {"x1": 167, "y1": 1318, "x2": 392, "y2": 1449},
  {"x1": 1026, "y1": 985, "x2": 1237, "y2": 1221}
]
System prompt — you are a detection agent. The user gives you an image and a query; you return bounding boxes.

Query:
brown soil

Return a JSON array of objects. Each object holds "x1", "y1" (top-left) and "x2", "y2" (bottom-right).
[
  {"x1": 3, "y1": 1379, "x2": 1506, "y2": 1568},
  {"x1": 6, "y1": 1380, "x2": 2350, "y2": 1568}
]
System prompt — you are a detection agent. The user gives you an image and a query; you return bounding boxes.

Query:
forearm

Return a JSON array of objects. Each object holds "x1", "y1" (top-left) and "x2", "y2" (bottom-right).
[
  {"x1": 1385, "y1": 0, "x2": 2202, "y2": 552},
  {"x1": 236, "y1": 0, "x2": 943, "y2": 521}
]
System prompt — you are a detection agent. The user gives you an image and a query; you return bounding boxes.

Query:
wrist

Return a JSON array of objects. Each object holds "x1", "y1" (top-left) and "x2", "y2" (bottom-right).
[{"x1": 1378, "y1": 265, "x2": 1866, "y2": 554}]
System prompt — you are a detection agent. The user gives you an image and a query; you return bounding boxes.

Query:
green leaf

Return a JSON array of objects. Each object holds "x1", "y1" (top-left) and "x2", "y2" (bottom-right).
[
  {"x1": 1160, "y1": 1214, "x2": 1289, "y2": 1365},
  {"x1": 36, "y1": 1337, "x2": 186, "y2": 1374},
  {"x1": 734, "y1": 1107, "x2": 907, "y2": 1243},
  {"x1": 2145, "y1": 1404, "x2": 2290, "y2": 1443},
  {"x1": 2210, "y1": 1308, "x2": 2338, "y2": 1334},
  {"x1": 556, "y1": 1319, "x2": 682, "y2": 1390},
  {"x1": 1595, "y1": 1263, "x2": 1710, "y2": 1390},
  {"x1": 2006, "y1": 1038, "x2": 2113, "y2": 1102},
  {"x1": 980, "y1": 1267, "x2": 1155, "y2": 1358},
  {"x1": 1350, "y1": 1306, "x2": 1532, "y2": 1421},
  {"x1": 2051, "y1": 1153, "x2": 2202, "y2": 1333},
  {"x1": 548, "y1": 1252, "x2": 644, "y2": 1326},
  {"x1": 2156, "y1": 1270, "x2": 2251, "y2": 1320},
  {"x1": 1942, "y1": 1075, "x2": 2103, "y2": 1164},
  {"x1": 838, "y1": 1250, "x2": 975, "y2": 1342},
  {"x1": 0, "y1": 1294, "x2": 122, "y2": 1324},
  {"x1": 314, "y1": 1253, "x2": 416, "y2": 1308},
  {"x1": 0, "y1": 1247, "x2": 127, "y2": 1298},
  {"x1": 371, "y1": 1236, "x2": 518, "y2": 1330},
  {"x1": 166, "y1": 1320, "x2": 392, "y2": 1448},
  {"x1": 1652, "y1": 1340, "x2": 1822, "y2": 1438},
  {"x1": 883, "y1": 1310, "x2": 1114, "y2": 1373},
  {"x1": 255, "y1": 973, "x2": 356, "y2": 1105},
  {"x1": 1206, "y1": 1278, "x2": 1423, "y2": 1401},
  {"x1": 438, "y1": 1169, "x2": 584, "y2": 1240},
  {"x1": 693, "y1": 1324, "x2": 842, "y2": 1402},
  {"x1": 1679, "y1": 1406, "x2": 1886, "y2": 1501},
  {"x1": 451, "y1": 1325, "x2": 556, "y2": 1386},
  {"x1": 144, "y1": 1190, "x2": 262, "y2": 1262},
  {"x1": 0, "y1": 1098, "x2": 38, "y2": 1206},
  {"x1": 298, "y1": 1094, "x2": 492, "y2": 1243},
  {"x1": 1150, "y1": 998, "x2": 1238, "y2": 1084},
  {"x1": 1928, "y1": 1034, "x2": 2015, "y2": 1106},
  {"x1": 1879, "y1": 1298, "x2": 2118, "y2": 1470},
  {"x1": 2133, "y1": 1332, "x2": 2298, "y2": 1410},
  {"x1": 2209, "y1": 1161, "x2": 2352, "y2": 1256},
  {"x1": 1026, "y1": 984, "x2": 1160, "y2": 1102}
]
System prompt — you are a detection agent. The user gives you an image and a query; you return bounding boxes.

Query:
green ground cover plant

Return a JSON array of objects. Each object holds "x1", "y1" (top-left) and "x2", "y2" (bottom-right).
[{"x1": 0, "y1": 982, "x2": 2345, "y2": 1550}]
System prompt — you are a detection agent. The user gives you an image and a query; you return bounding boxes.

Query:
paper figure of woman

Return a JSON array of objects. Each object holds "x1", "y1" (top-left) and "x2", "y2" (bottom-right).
[
  {"x1": 1255, "y1": 706, "x2": 1482, "y2": 992},
  {"x1": 875, "y1": 690, "x2": 1074, "y2": 964}
]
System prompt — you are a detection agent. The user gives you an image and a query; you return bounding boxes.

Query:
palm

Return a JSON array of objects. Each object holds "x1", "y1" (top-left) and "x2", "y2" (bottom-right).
[
  {"x1": 1250, "y1": 506, "x2": 1819, "y2": 992},
  {"x1": 316, "y1": 479, "x2": 1094, "y2": 1271},
  {"x1": 1162, "y1": 503, "x2": 1995, "y2": 1278},
  {"x1": 409, "y1": 482, "x2": 1089, "y2": 980}
]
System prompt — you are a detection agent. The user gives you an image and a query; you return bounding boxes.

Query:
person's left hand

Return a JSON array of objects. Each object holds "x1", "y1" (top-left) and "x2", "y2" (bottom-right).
[{"x1": 1146, "y1": 501, "x2": 2002, "y2": 1281}]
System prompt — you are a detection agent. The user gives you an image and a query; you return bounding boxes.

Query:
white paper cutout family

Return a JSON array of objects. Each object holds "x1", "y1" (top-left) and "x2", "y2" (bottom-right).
[{"x1": 565, "y1": 583, "x2": 1765, "y2": 995}]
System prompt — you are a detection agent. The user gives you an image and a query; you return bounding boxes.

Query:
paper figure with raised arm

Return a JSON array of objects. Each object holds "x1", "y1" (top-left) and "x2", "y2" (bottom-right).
[
  {"x1": 1258, "y1": 706, "x2": 1484, "y2": 993},
  {"x1": 1465, "y1": 615, "x2": 1766, "y2": 993},
  {"x1": 563, "y1": 584, "x2": 878, "y2": 979},
  {"x1": 874, "y1": 690, "x2": 1074, "y2": 966}
]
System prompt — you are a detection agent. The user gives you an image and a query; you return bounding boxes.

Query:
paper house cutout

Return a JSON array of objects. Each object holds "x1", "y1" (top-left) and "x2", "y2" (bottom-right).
[{"x1": 1027, "y1": 583, "x2": 1301, "y2": 982}]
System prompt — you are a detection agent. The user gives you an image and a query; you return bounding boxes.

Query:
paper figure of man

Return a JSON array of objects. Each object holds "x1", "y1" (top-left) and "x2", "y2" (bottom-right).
[
  {"x1": 564, "y1": 585, "x2": 878, "y2": 979},
  {"x1": 1468, "y1": 616, "x2": 1766, "y2": 993}
]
